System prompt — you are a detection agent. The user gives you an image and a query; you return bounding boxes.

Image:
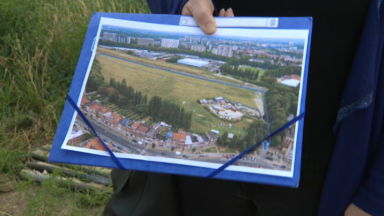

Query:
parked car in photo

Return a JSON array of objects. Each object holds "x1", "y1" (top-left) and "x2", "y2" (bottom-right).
[
  {"x1": 118, "y1": 146, "x2": 123, "y2": 150},
  {"x1": 137, "y1": 141, "x2": 143, "y2": 145},
  {"x1": 226, "y1": 154, "x2": 231, "y2": 159},
  {"x1": 266, "y1": 156, "x2": 273, "y2": 161},
  {"x1": 161, "y1": 152, "x2": 167, "y2": 156},
  {"x1": 231, "y1": 154, "x2": 235, "y2": 159},
  {"x1": 251, "y1": 157, "x2": 256, "y2": 161},
  {"x1": 103, "y1": 138, "x2": 109, "y2": 142},
  {"x1": 243, "y1": 156, "x2": 248, "y2": 160},
  {"x1": 175, "y1": 151, "x2": 181, "y2": 156},
  {"x1": 182, "y1": 155, "x2": 188, "y2": 158},
  {"x1": 272, "y1": 163, "x2": 279, "y2": 167},
  {"x1": 112, "y1": 143, "x2": 117, "y2": 147},
  {"x1": 279, "y1": 165, "x2": 286, "y2": 169}
]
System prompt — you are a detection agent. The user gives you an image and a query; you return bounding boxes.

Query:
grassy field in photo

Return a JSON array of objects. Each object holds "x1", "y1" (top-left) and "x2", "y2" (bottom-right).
[
  {"x1": 0, "y1": 0, "x2": 149, "y2": 215},
  {"x1": 92, "y1": 53, "x2": 261, "y2": 135},
  {"x1": 98, "y1": 47, "x2": 245, "y2": 85}
]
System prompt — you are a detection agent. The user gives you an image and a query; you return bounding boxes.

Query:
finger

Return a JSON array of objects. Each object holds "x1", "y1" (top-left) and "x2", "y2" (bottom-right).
[
  {"x1": 181, "y1": 4, "x2": 191, "y2": 15},
  {"x1": 192, "y1": 7, "x2": 216, "y2": 34},
  {"x1": 185, "y1": 0, "x2": 216, "y2": 34},
  {"x1": 218, "y1": 8, "x2": 225, "y2": 17},
  {"x1": 224, "y1": 8, "x2": 235, "y2": 17}
]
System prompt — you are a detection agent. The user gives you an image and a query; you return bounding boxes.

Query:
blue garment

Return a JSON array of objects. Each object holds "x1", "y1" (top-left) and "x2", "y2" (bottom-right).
[{"x1": 319, "y1": 1, "x2": 384, "y2": 215}]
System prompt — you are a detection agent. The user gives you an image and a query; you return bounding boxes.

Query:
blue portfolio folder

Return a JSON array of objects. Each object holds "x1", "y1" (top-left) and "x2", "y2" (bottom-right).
[{"x1": 49, "y1": 12, "x2": 312, "y2": 187}]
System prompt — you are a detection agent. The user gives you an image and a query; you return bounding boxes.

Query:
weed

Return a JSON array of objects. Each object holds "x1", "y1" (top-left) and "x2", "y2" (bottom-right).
[{"x1": 0, "y1": 0, "x2": 149, "y2": 214}]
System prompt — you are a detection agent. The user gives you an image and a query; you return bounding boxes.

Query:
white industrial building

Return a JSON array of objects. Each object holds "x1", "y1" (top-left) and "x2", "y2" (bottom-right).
[
  {"x1": 161, "y1": 39, "x2": 179, "y2": 48},
  {"x1": 177, "y1": 58, "x2": 210, "y2": 68}
]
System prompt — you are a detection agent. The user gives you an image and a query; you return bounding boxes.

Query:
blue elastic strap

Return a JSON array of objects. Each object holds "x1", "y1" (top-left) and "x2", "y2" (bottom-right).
[
  {"x1": 66, "y1": 95, "x2": 125, "y2": 170},
  {"x1": 207, "y1": 112, "x2": 305, "y2": 178}
]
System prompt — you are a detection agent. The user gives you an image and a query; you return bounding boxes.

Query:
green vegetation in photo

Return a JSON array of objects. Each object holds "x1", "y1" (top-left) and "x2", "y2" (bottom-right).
[
  {"x1": 90, "y1": 51, "x2": 259, "y2": 135},
  {"x1": 203, "y1": 147, "x2": 217, "y2": 153}
]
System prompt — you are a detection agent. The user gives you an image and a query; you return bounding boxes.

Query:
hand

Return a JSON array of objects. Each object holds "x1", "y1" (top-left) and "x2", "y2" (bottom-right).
[
  {"x1": 344, "y1": 203, "x2": 371, "y2": 216},
  {"x1": 181, "y1": 0, "x2": 234, "y2": 34}
]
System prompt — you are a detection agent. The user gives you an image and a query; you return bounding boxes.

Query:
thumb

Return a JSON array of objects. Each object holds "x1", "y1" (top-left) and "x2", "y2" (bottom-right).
[{"x1": 182, "y1": 0, "x2": 216, "y2": 34}]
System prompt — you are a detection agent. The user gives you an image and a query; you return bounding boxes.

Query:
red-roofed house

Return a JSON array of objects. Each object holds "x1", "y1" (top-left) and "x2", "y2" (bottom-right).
[
  {"x1": 85, "y1": 138, "x2": 112, "y2": 151},
  {"x1": 67, "y1": 129, "x2": 84, "y2": 146},
  {"x1": 80, "y1": 97, "x2": 90, "y2": 109},
  {"x1": 106, "y1": 112, "x2": 123, "y2": 127},
  {"x1": 172, "y1": 133, "x2": 187, "y2": 147},
  {"x1": 88, "y1": 103, "x2": 103, "y2": 116},
  {"x1": 126, "y1": 122, "x2": 140, "y2": 137},
  {"x1": 113, "y1": 116, "x2": 123, "y2": 128},
  {"x1": 131, "y1": 122, "x2": 140, "y2": 130},
  {"x1": 135, "y1": 125, "x2": 149, "y2": 139},
  {"x1": 100, "y1": 108, "x2": 112, "y2": 122}
]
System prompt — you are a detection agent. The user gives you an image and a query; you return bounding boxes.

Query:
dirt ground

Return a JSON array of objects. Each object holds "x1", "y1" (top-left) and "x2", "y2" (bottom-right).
[{"x1": 0, "y1": 187, "x2": 36, "y2": 216}]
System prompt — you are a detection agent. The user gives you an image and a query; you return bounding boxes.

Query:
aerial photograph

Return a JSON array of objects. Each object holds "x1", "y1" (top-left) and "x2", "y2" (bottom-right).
[{"x1": 63, "y1": 18, "x2": 307, "y2": 174}]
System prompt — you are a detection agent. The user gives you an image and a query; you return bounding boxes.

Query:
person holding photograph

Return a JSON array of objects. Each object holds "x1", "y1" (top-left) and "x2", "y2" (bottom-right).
[{"x1": 102, "y1": 0, "x2": 383, "y2": 215}]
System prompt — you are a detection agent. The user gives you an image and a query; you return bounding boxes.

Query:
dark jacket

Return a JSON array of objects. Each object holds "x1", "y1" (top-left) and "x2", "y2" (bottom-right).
[{"x1": 146, "y1": 0, "x2": 383, "y2": 215}]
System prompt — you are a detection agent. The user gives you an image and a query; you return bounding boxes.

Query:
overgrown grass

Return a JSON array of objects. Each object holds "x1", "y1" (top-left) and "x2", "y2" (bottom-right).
[{"x1": 0, "y1": 0, "x2": 149, "y2": 215}]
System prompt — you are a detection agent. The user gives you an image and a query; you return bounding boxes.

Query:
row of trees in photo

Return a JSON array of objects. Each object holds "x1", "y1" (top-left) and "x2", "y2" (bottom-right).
[
  {"x1": 96, "y1": 77, "x2": 193, "y2": 131},
  {"x1": 235, "y1": 56, "x2": 281, "y2": 70},
  {"x1": 86, "y1": 59, "x2": 105, "y2": 92},
  {"x1": 216, "y1": 120, "x2": 269, "y2": 151},
  {"x1": 231, "y1": 56, "x2": 303, "y2": 70},
  {"x1": 148, "y1": 96, "x2": 193, "y2": 130},
  {"x1": 109, "y1": 78, "x2": 148, "y2": 106},
  {"x1": 219, "y1": 63, "x2": 260, "y2": 81},
  {"x1": 263, "y1": 66, "x2": 301, "y2": 77},
  {"x1": 264, "y1": 83, "x2": 299, "y2": 147}
]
